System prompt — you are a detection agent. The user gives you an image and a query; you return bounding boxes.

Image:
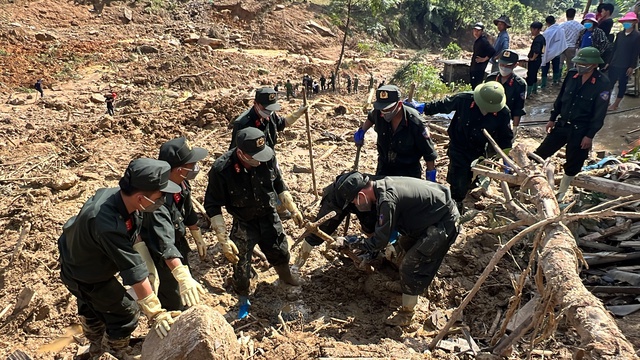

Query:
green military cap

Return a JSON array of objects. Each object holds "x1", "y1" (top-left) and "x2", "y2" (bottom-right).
[
  {"x1": 255, "y1": 87, "x2": 281, "y2": 111},
  {"x1": 335, "y1": 171, "x2": 370, "y2": 209},
  {"x1": 572, "y1": 47, "x2": 604, "y2": 64},
  {"x1": 120, "y1": 158, "x2": 181, "y2": 193},
  {"x1": 237, "y1": 128, "x2": 274, "y2": 162},
  {"x1": 474, "y1": 81, "x2": 506, "y2": 113},
  {"x1": 159, "y1": 137, "x2": 208, "y2": 168},
  {"x1": 374, "y1": 85, "x2": 401, "y2": 110}
]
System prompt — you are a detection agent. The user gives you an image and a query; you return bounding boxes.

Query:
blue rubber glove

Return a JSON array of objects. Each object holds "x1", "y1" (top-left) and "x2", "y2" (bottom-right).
[
  {"x1": 389, "y1": 229, "x2": 399, "y2": 244},
  {"x1": 238, "y1": 296, "x2": 251, "y2": 320},
  {"x1": 503, "y1": 159, "x2": 512, "y2": 174},
  {"x1": 426, "y1": 169, "x2": 437, "y2": 182},
  {"x1": 403, "y1": 99, "x2": 425, "y2": 114},
  {"x1": 354, "y1": 128, "x2": 365, "y2": 146}
]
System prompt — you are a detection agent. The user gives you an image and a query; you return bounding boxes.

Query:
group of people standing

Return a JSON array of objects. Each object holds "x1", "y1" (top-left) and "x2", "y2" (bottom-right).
[{"x1": 470, "y1": 7, "x2": 639, "y2": 110}]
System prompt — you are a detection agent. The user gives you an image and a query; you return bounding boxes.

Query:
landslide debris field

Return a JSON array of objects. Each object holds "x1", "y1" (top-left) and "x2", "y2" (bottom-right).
[{"x1": 1, "y1": 1, "x2": 640, "y2": 359}]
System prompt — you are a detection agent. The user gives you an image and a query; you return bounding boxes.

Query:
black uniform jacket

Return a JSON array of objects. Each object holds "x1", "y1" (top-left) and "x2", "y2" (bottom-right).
[{"x1": 229, "y1": 107, "x2": 286, "y2": 150}]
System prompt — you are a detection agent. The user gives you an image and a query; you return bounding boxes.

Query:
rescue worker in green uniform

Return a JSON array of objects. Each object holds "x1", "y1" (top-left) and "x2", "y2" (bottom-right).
[
  {"x1": 534, "y1": 47, "x2": 610, "y2": 201},
  {"x1": 285, "y1": 79, "x2": 294, "y2": 100},
  {"x1": 139, "y1": 137, "x2": 209, "y2": 311},
  {"x1": 58, "y1": 158, "x2": 182, "y2": 358},
  {"x1": 204, "y1": 128, "x2": 304, "y2": 320},
  {"x1": 407, "y1": 82, "x2": 513, "y2": 210},
  {"x1": 486, "y1": 49, "x2": 527, "y2": 136},
  {"x1": 334, "y1": 172, "x2": 461, "y2": 326},
  {"x1": 354, "y1": 85, "x2": 437, "y2": 180}
]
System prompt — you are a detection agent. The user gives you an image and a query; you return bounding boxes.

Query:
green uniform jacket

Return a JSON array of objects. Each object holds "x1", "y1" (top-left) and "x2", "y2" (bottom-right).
[
  {"x1": 229, "y1": 107, "x2": 287, "y2": 150},
  {"x1": 423, "y1": 92, "x2": 513, "y2": 156},
  {"x1": 204, "y1": 149, "x2": 287, "y2": 222},
  {"x1": 485, "y1": 72, "x2": 527, "y2": 119},
  {"x1": 366, "y1": 177, "x2": 459, "y2": 252},
  {"x1": 58, "y1": 188, "x2": 148, "y2": 285},
  {"x1": 141, "y1": 181, "x2": 198, "y2": 260},
  {"x1": 550, "y1": 69, "x2": 610, "y2": 139}
]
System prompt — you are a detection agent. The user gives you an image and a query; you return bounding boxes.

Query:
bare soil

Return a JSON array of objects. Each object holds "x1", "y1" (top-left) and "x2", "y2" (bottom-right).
[{"x1": 0, "y1": 1, "x2": 638, "y2": 359}]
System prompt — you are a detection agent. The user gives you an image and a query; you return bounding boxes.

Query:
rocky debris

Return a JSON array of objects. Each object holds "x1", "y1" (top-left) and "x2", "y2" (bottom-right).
[
  {"x1": 141, "y1": 305, "x2": 240, "y2": 360},
  {"x1": 48, "y1": 169, "x2": 79, "y2": 191},
  {"x1": 197, "y1": 36, "x2": 225, "y2": 49},
  {"x1": 8, "y1": 98, "x2": 25, "y2": 106},
  {"x1": 90, "y1": 94, "x2": 106, "y2": 104},
  {"x1": 137, "y1": 45, "x2": 159, "y2": 54},
  {"x1": 35, "y1": 32, "x2": 57, "y2": 41},
  {"x1": 123, "y1": 7, "x2": 133, "y2": 23},
  {"x1": 184, "y1": 33, "x2": 200, "y2": 44},
  {"x1": 305, "y1": 21, "x2": 336, "y2": 37}
]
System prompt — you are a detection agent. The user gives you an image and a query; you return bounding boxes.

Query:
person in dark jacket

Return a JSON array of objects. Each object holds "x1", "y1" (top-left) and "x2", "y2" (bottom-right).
[
  {"x1": 34, "y1": 79, "x2": 44, "y2": 98},
  {"x1": 598, "y1": 3, "x2": 615, "y2": 42},
  {"x1": 105, "y1": 91, "x2": 116, "y2": 116},
  {"x1": 605, "y1": 12, "x2": 640, "y2": 111},
  {"x1": 534, "y1": 47, "x2": 611, "y2": 201},
  {"x1": 527, "y1": 21, "x2": 546, "y2": 95},
  {"x1": 577, "y1": 13, "x2": 612, "y2": 65},
  {"x1": 58, "y1": 158, "x2": 181, "y2": 358},
  {"x1": 470, "y1": 22, "x2": 496, "y2": 89},
  {"x1": 140, "y1": 137, "x2": 208, "y2": 311},
  {"x1": 486, "y1": 49, "x2": 527, "y2": 136},
  {"x1": 332, "y1": 172, "x2": 460, "y2": 327},
  {"x1": 204, "y1": 128, "x2": 304, "y2": 320}
]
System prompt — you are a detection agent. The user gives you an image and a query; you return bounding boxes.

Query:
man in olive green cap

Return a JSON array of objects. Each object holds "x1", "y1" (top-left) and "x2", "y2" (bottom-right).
[
  {"x1": 407, "y1": 81, "x2": 513, "y2": 210},
  {"x1": 58, "y1": 158, "x2": 182, "y2": 358},
  {"x1": 534, "y1": 47, "x2": 610, "y2": 201},
  {"x1": 139, "y1": 137, "x2": 209, "y2": 311}
]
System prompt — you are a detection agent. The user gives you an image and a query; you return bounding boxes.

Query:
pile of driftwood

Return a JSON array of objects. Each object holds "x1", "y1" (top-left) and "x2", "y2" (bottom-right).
[{"x1": 429, "y1": 130, "x2": 640, "y2": 359}]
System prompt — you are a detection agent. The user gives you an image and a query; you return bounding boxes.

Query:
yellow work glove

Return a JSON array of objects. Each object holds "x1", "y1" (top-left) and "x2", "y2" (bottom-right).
[
  {"x1": 284, "y1": 105, "x2": 308, "y2": 126},
  {"x1": 189, "y1": 228, "x2": 207, "y2": 260},
  {"x1": 133, "y1": 241, "x2": 160, "y2": 293},
  {"x1": 294, "y1": 240, "x2": 314, "y2": 268},
  {"x1": 211, "y1": 214, "x2": 239, "y2": 264},
  {"x1": 171, "y1": 264, "x2": 206, "y2": 307},
  {"x1": 278, "y1": 191, "x2": 304, "y2": 228},
  {"x1": 137, "y1": 292, "x2": 180, "y2": 339}
]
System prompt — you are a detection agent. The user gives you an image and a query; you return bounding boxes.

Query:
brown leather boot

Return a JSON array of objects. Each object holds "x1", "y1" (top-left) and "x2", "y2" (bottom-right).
[
  {"x1": 273, "y1": 264, "x2": 300, "y2": 286},
  {"x1": 79, "y1": 316, "x2": 104, "y2": 358},
  {"x1": 385, "y1": 294, "x2": 418, "y2": 327}
]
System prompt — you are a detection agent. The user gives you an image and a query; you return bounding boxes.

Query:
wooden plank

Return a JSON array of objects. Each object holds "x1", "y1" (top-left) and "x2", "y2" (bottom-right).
[
  {"x1": 506, "y1": 297, "x2": 537, "y2": 332},
  {"x1": 584, "y1": 252, "x2": 640, "y2": 266},
  {"x1": 587, "y1": 286, "x2": 640, "y2": 294},
  {"x1": 581, "y1": 220, "x2": 632, "y2": 242},
  {"x1": 607, "y1": 304, "x2": 640, "y2": 317},
  {"x1": 606, "y1": 270, "x2": 640, "y2": 286},
  {"x1": 619, "y1": 241, "x2": 640, "y2": 249},
  {"x1": 610, "y1": 222, "x2": 640, "y2": 242},
  {"x1": 577, "y1": 239, "x2": 623, "y2": 252}
]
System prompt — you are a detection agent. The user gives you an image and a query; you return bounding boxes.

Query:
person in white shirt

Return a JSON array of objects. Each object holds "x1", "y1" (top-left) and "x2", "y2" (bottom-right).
[
  {"x1": 559, "y1": 8, "x2": 584, "y2": 70},
  {"x1": 541, "y1": 15, "x2": 568, "y2": 88}
]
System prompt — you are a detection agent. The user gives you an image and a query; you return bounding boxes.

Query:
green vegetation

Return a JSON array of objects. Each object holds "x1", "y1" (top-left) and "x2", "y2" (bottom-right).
[
  {"x1": 392, "y1": 57, "x2": 470, "y2": 101},
  {"x1": 441, "y1": 42, "x2": 462, "y2": 60},
  {"x1": 0, "y1": 48, "x2": 9, "y2": 56}
]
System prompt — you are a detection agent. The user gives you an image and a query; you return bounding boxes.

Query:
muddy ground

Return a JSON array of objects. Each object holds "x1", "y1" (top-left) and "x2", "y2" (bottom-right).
[{"x1": 1, "y1": 1, "x2": 639, "y2": 359}]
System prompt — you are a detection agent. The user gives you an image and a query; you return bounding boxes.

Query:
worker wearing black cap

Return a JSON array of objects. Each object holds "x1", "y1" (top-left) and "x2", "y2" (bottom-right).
[
  {"x1": 229, "y1": 87, "x2": 308, "y2": 150},
  {"x1": 139, "y1": 137, "x2": 209, "y2": 312},
  {"x1": 470, "y1": 22, "x2": 496, "y2": 89},
  {"x1": 333, "y1": 171, "x2": 460, "y2": 327},
  {"x1": 527, "y1": 21, "x2": 546, "y2": 95},
  {"x1": 486, "y1": 49, "x2": 527, "y2": 136},
  {"x1": 353, "y1": 85, "x2": 437, "y2": 180},
  {"x1": 58, "y1": 158, "x2": 182, "y2": 358},
  {"x1": 204, "y1": 128, "x2": 304, "y2": 320}
]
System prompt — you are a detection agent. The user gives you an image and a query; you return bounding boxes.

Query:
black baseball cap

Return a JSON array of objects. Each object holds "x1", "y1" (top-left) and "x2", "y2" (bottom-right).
[
  {"x1": 373, "y1": 85, "x2": 401, "y2": 110},
  {"x1": 159, "y1": 137, "x2": 208, "y2": 168},
  {"x1": 498, "y1": 49, "x2": 519, "y2": 65},
  {"x1": 120, "y1": 158, "x2": 181, "y2": 193},
  {"x1": 255, "y1": 87, "x2": 281, "y2": 111},
  {"x1": 335, "y1": 171, "x2": 370, "y2": 209},
  {"x1": 236, "y1": 128, "x2": 274, "y2": 162},
  {"x1": 530, "y1": 21, "x2": 543, "y2": 29},
  {"x1": 473, "y1": 22, "x2": 485, "y2": 30}
]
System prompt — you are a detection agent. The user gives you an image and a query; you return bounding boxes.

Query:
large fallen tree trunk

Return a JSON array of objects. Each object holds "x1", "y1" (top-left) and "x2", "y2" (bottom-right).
[
  {"x1": 430, "y1": 137, "x2": 638, "y2": 359},
  {"x1": 572, "y1": 174, "x2": 640, "y2": 197}
]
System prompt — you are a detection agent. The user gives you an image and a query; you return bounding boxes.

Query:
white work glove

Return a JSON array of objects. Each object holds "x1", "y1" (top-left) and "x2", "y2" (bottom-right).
[
  {"x1": 294, "y1": 240, "x2": 314, "y2": 268},
  {"x1": 211, "y1": 214, "x2": 239, "y2": 264},
  {"x1": 284, "y1": 105, "x2": 308, "y2": 126},
  {"x1": 189, "y1": 228, "x2": 207, "y2": 260},
  {"x1": 137, "y1": 292, "x2": 181, "y2": 339},
  {"x1": 278, "y1": 191, "x2": 304, "y2": 228},
  {"x1": 171, "y1": 264, "x2": 206, "y2": 307},
  {"x1": 513, "y1": 125, "x2": 519, "y2": 137},
  {"x1": 133, "y1": 241, "x2": 160, "y2": 293}
]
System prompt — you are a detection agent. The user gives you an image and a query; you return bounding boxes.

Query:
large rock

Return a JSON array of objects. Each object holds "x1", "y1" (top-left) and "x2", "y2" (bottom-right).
[
  {"x1": 197, "y1": 36, "x2": 225, "y2": 49},
  {"x1": 305, "y1": 21, "x2": 336, "y2": 37},
  {"x1": 141, "y1": 305, "x2": 239, "y2": 360},
  {"x1": 48, "y1": 169, "x2": 79, "y2": 191},
  {"x1": 35, "y1": 32, "x2": 57, "y2": 41},
  {"x1": 90, "y1": 94, "x2": 106, "y2": 103}
]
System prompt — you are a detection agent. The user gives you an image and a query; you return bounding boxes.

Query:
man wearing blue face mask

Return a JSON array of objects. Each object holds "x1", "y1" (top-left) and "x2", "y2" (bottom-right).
[
  {"x1": 138, "y1": 137, "x2": 209, "y2": 311},
  {"x1": 604, "y1": 12, "x2": 640, "y2": 111},
  {"x1": 534, "y1": 47, "x2": 611, "y2": 202},
  {"x1": 576, "y1": 13, "x2": 611, "y2": 63},
  {"x1": 354, "y1": 85, "x2": 437, "y2": 180}
]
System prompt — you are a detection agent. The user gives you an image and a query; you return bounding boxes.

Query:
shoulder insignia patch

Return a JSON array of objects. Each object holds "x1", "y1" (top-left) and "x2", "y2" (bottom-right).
[
  {"x1": 599, "y1": 91, "x2": 610, "y2": 101},
  {"x1": 591, "y1": 77, "x2": 596, "y2": 85},
  {"x1": 234, "y1": 163, "x2": 241, "y2": 173},
  {"x1": 125, "y1": 218, "x2": 133, "y2": 231}
]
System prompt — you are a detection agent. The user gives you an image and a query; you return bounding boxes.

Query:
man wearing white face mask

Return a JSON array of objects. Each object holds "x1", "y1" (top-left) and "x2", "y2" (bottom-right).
[
  {"x1": 534, "y1": 47, "x2": 610, "y2": 202},
  {"x1": 334, "y1": 171, "x2": 460, "y2": 327},
  {"x1": 354, "y1": 85, "x2": 437, "y2": 181},
  {"x1": 204, "y1": 128, "x2": 304, "y2": 320},
  {"x1": 486, "y1": 49, "x2": 527, "y2": 136},
  {"x1": 229, "y1": 87, "x2": 308, "y2": 150},
  {"x1": 139, "y1": 137, "x2": 209, "y2": 311}
]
